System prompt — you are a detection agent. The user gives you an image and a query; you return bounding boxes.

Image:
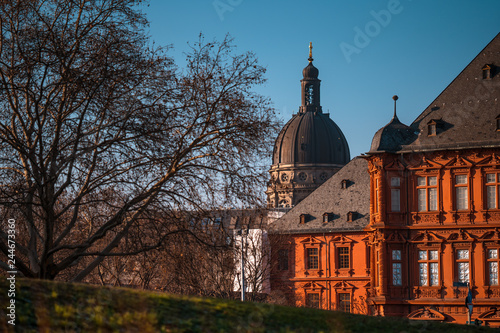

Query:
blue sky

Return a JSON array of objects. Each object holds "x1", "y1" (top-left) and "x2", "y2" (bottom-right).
[{"x1": 141, "y1": 0, "x2": 500, "y2": 159}]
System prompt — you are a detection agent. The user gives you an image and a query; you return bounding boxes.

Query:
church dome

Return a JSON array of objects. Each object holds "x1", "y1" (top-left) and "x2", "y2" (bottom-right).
[
  {"x1": 266, "y1": 42, "x2": 350, "y2": 209},
  {"x1": 273, "y1": 111, "x2": 350, "y2": 165},
  {"x1": 369, "y1": 96, "x2": 417, "y2": 153}
]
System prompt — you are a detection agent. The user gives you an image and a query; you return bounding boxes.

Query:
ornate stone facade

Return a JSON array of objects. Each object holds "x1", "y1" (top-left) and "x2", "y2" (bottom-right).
[{"x1": 270, "y1": 33, "x2": 500, "y2": 327}]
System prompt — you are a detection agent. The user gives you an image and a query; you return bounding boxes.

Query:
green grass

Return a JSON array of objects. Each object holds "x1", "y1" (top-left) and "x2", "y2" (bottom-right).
[{"x1": 0, "y1": 278, "x2": 494, "y2": 332}]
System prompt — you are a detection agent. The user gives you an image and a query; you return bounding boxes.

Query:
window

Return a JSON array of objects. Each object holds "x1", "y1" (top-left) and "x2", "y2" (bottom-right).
[
  {"x1": 338, "y1": 293, "x2": 351, "y2": 312},
  {"x1": 392, "y1": 250, "x2": 402, "y2": 286},
  {"x1": 307, "y1": 293, "x2": 320, "y2": 308},
  {"x1": 428, "y1": 123, "x2": 436, "y2": 136},
  {"x1": 483, "y1": 64, "x2": 492, "y2": 80},
  {"x1": 338, "y1": 247, "x2": 350, "y2": 269},
  {"x1": 486, "y1": 173, "x2": 499, "y2": 209},
  {"x1": 455, "y1": 175, "x2": 468, "y2": 210},
  {"x1": 307, "y1": 248, "x2": 319, "y2": 270},
  {"x1": 347, "y1": 211, "x2": 357, "y2": 222},
  {"x1": 418, "y1": 249, "x2": 439, "y2": 286},
  {"x1": 278, "y1": 249, "x2": 289, "y2": 271},
  {"x1": 456, "y1": 249, "x2": 470, "y2": 284},
  {"x1": 305, "y1": 84, "x2": 314, "y2": 105},
  {"x1": 417, "y1": 176, "x2": 438, "y2": 212},
  {"x1": 391, "y1": 177, "x2": 401, "y2": 212},
  {"x1": 487, "y1": 248, "x2": 499, "y2": 286},
  {"x1": 374, "y1": 178, "x2": 379, "y2": 213}
]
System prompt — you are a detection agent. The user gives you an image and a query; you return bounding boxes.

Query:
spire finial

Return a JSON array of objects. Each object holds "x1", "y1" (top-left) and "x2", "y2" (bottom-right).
[
  {"x1": 392, "y1": 95, "x2": 398, "y2": 119},
  {"x1": 308, "y1": 42, "x2": 313, "y2": 63}
]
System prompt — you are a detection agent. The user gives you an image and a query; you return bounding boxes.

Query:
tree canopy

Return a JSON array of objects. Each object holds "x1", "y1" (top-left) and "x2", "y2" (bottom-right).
[{"x1": 0, "y1": 0, "x2": 279, "y2": 280}]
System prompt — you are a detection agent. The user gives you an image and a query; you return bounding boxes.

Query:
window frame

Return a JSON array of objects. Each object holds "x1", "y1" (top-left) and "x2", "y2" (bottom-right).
[
  {"x1": 417, "y1": 248, "x2": 440, "y2": 287},
  {"x1": 456, "y1": 249, "x2": 470, "y2": 284},
  {"x1": 306, "y1": 292, "x2": 320, "y2": 308},
  {"x1": 486, "y1": 173, "x2": 499, "y2": 210},
  {"x1": 338, "y1": 247, "x2": 350, "y2": 270},
  {"x1": 454, "y1": 174, "x2": 469, "y2": 211},
  {"x1": 390, "y1": 177, "x2": 401, "y2": 212},
  {"x1": 338, "y1": 293, "x2": 351, "y2": 312},
  {"x1": 487, "y1": 247, "x2": 499, "y2": 286},
  {"x1": 392, "y1": 249, "x2": 403, "y2": 286},
  {"x1": 278, "y1": 249, "x2": 289, "y2": 271},
  {"x1": 416, "y1": 175, "x2": 438, "y2": 212},
  {"x1": 306, "y1": 247, "x2": 319, "y2": 270}
]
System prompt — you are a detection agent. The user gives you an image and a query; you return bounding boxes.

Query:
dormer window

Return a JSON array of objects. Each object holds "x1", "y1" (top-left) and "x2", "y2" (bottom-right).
[
  {"x1": 428, "y1": 123, "x2": 436, "y2": 136},
  {"x1": 427, "y1": 119, "x2": 442, "y2": 136},
  {"x1": 300, "y1": 214, "x2": 307, "y2": 224},
  {"x1": 323, "y1": 212, "x2": 332, "y2": 223},
  {"x1": 347, "y1": 211, "x2": 357, "y2": 222},
  {"x1": 341, "y1": 179, "x2": 349, "y2": 189},
  {"x1": 483, "y1": 64, "x2": 492, "y2": 80},
  {"x1": 496, "y1": 115, "x2": 500, "y2": 131}
]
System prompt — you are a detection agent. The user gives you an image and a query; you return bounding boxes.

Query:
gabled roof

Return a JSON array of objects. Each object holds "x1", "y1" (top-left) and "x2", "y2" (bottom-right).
[
  {"x1": 401, "y1": 32, "x2": 500, "y2": 152},
  {"x1": 269, "y1": 157, "x2": 369, "y2": 234}
]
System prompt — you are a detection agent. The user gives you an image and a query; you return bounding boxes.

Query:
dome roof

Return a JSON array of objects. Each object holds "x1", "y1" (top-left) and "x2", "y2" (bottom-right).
[
  {"x1": 273, "y1": 111, "x2": 350, "y2": 165},
  {"x1": 370, "y1": 96, "x2": 417, "y2": 153},
  {"x1": 302, "y1": 62, "x2": 319, "y2": 79},
  {"x1": 369, "y1": 114, "x2": 417, "y2": 153}
]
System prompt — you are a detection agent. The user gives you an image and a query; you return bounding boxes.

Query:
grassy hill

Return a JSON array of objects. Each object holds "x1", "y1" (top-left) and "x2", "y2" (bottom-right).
[{"x1": 0, "y1": 278, "x2": 494, "y2": 332}]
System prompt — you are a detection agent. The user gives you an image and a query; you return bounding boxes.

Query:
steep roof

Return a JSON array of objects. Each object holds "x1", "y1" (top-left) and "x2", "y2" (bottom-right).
[
  {"x1": 401, "y1": 32, "x2": 500, "y2": 152},
  {"x1": 269, "y1": 157, "x2": 369, "y2": 234}
]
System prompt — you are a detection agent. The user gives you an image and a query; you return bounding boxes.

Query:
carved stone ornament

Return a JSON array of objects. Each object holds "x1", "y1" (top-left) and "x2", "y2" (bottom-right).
[
  {"x1": 407, "y1": 306, "x2": 446, "y2": 321},
  {"x1": 478, "y1": 307, "x2": 500, "y2": 323}
]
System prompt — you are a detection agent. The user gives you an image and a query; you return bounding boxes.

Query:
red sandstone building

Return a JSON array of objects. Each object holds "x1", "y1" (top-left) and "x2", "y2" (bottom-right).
[{"x1": 269, "y1": 33, "x2": 500, "y2": 327}]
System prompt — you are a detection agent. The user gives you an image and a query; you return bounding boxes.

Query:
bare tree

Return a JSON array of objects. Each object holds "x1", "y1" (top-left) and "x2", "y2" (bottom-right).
[{"x1": 0, "y1": 0, "x2": 279, "y2": 280}]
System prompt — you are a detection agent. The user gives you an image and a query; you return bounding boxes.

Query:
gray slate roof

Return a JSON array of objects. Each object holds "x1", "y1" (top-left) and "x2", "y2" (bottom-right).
[
  {"x1": 405, "y1": 33, "x2": 500, "y2": 152},
  {"x1": 369, "y1": 114, "x2": 417, "y2": 153},
  {"x1": 369, "y1": 32, "x2": 500, "y2": 154},
  {"x1": 270, "y1": 157, "x2": 369, "y2": 234}
]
